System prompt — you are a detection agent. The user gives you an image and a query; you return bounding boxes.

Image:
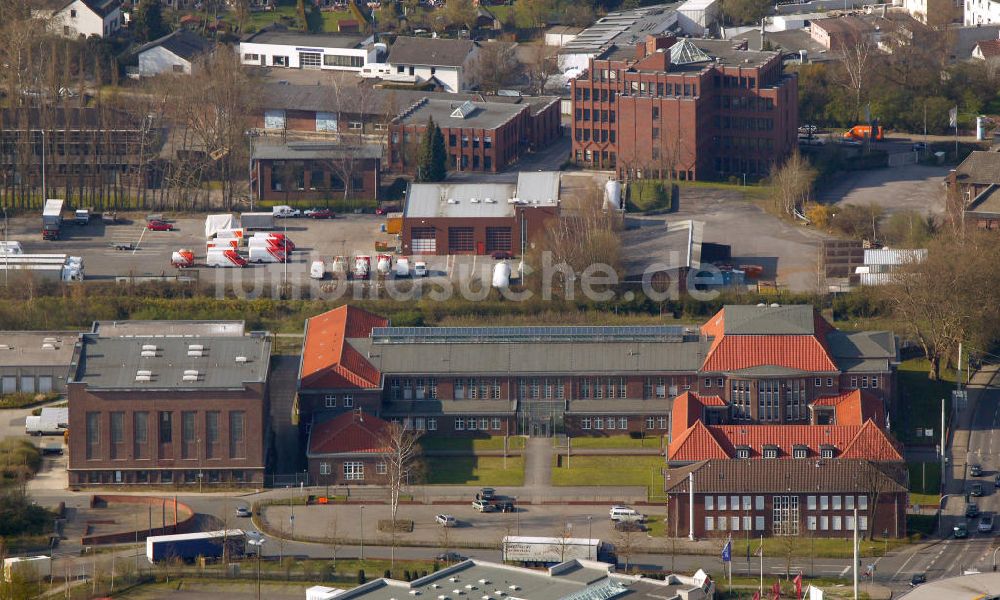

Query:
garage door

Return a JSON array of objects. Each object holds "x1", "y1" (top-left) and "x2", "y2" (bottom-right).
[
  {"x1": 410, "y1": 227, "x2": 437, "y2": 254},
  {"x1": 486, "y1": 227, "x2": 512, "y2": 252},
  {"x1": 299, "y1": 52, "x2": 321, "y2": 68},
  {"x1": 1, "y1": 376, "x2": 14, "y2": 394},
  {"x1": 20, "y1": 377, "x2": 34, "y2": 393},
  {"x1": 38, "y1": 376, "x2": 52, "y2": 393},
  {"x1": 448, "y1": 227, "x2": 474, "y2": 253}
]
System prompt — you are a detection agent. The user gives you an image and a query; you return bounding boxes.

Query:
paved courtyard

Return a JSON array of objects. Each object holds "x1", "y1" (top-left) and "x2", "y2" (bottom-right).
[{"x1": 816, "y1": 164, "x2": 951, "y2": 217}]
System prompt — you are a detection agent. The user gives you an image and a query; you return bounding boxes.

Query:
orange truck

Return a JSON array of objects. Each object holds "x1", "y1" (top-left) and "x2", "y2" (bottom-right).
[{"x1": 843, "y1": 125, "x2": 884, "y2": 141}]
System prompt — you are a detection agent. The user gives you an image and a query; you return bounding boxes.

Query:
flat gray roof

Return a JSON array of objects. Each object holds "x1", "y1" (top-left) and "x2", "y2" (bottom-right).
[
  {"x1": 0, "y1": 332, "x2": 78, "y2": 367},
  {"x1": 331, "y1": 559, "x2": 711, "y2": 600},
  {"x1": 92, "y1": 320, "x2": 246, "y2": 337},
  {"x1": 252, "y1": 140, "x2": 382, "y2": 161},
  {"x1": 73, "y1": 334, "x2": 271, "y2": 390},
  {"x1": 623, "y1": 219, "x2": 702, "y2": 280},
  {"x1": 243, "y1": 29, "x2": 367, "y2": 49},
  {"x1": 561, "y1": 5, "x2": 680, "y2": 56},
  {"x1": 397, "y1": 98, "x2": 525, "y2": 130},
  {"x1": 403, "y1": 172, "x2": 560, "y2": 219},
  {"x1": 350, "y1": 336, "x2": 707, "y2": 375}
]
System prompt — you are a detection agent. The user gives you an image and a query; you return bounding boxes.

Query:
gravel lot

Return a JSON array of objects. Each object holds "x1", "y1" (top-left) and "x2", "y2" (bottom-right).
[{"x1": 816, "y1": 164, "x2": 951, "y2": 217}]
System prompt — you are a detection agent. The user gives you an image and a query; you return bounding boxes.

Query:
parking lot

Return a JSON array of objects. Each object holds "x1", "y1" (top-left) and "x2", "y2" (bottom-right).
[
  {"x1": 262, "y1": 501, "x2": 668, "y2": 548},
  {"x1": 816, "y1": 163, "x2": 951, "y2": 217}
]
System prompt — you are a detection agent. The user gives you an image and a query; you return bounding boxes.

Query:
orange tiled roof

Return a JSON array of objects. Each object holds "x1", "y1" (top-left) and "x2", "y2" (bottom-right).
[
  {"x1": 670, "y1": 391, "x2": 727, "y2": 441},
  {"x1": 978, "y1": 39, "x2": 1000, "y2": 58},
  {"x1": 300, "y1": 305, "x2": 388, "y2": 390},
  {"x1": 308, "y1": 411, "x2": 391, "y2": 455},
  {"x1": 701, "y1": 335, "x2": 838, "y2": 373},
  {"x1": 668, "y1": 420, "x2": 902, "y2": 462},
  {"x1": 812, "y1": 389, "x2": 885, "y2": 427}
]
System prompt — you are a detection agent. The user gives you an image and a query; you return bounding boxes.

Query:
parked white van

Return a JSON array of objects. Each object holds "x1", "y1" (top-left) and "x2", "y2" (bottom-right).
[
  {"x1": 310, "y1": 260, "x2": 325, "y2": 280},
  {"x1": 609, "y1": 506, "x2": 644, "y2": 522},
  {"x1": 359, "y1": 63, "x2": 393, "y2": 79}
]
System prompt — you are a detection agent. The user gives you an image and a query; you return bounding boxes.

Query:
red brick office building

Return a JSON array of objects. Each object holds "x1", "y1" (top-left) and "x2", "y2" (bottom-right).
[
  {"x1": 67, "y1": 331, "x2": 272, "y2": 487},
  {"x1": 663, "y1": 459, "x2": 908, "y2": 539},
  {"x1": 570, "y1": 35, "x2": 798, "y2": 181},
  {"x1": 297, "y1": 304, "x2": 897, "y2": 440},
  {"x1": 306, "y1": 410, "x2": 393, "y2": 486},
  {"x1": 252, "y1": 140, "x2": 381, "y2": 202}
]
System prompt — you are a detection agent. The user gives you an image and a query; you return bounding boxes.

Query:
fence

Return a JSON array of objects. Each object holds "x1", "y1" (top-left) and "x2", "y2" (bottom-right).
[{"x1": 887, "y1": 152, "x2": 919, "y2": 168}]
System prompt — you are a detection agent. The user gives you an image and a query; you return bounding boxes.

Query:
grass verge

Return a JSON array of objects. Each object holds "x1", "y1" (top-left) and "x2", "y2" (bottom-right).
[
  {"x1": 907, "y1": 461, "x2": 941, "y2": 505},
  {"x1": 896, "y1": 359, "x2": 957, "y2": 445},
  {"x1": 563, "y1": 436, "x2": 664, "y2": 450},
  {"x1": 423, "y1": 456, "x2": 524, "y2": 486},
  {"x1": 550, "y1": 455, "x2": 665, "y2": 498},
  {"x1": 0, "y1": 392, "x2": 60, "y2": 410},
  {"x1": 421, "y1": 436, "x2": 526, "y2": 453}
]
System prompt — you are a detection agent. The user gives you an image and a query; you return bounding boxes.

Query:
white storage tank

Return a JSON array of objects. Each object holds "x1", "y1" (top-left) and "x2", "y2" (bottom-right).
[
  {"x1": 492, "y1": 261, "x2": 511, "y2": 289},
  {"x1": 603, "y1": 179, "x2": 622, "y2": 210}
]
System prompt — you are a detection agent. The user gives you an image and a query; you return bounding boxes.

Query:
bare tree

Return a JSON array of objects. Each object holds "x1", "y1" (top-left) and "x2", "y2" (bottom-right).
[
  {"x1": 547, "y1": 522, "x2": 575, "y2": 563},
  {"x1": 769, "y1": 151, "x2": 817, "y2": 218},
  {"x1": 523, "y1": 44, "x2": 559, "y2": 95},
  {"x1": 837, "y1": 33, "x2": 877, "y2": 123},
  {"x1": 471, "y1": 42, "x2": 522, "y2": 94},
  {"x1": 530, "y1": 186, "x2": 623, "y2": 280},
  {"x1": 379, "y1": 422, "x2": 422, "y2": 531},
  {"x1": 613, "y1": 525, "x2": 637, "y2": 572}
]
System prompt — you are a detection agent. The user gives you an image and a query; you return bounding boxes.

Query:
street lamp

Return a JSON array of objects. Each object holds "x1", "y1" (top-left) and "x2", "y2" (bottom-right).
[
  {"x1": 360, "y1": 505, "x2": 366, "y2": 561},
  {"x1": 247, "y1": 532, "x2": 266, "y2": 600},
  {"x1": 587, "y1": 517, "x2": 593, "y2": 559}
]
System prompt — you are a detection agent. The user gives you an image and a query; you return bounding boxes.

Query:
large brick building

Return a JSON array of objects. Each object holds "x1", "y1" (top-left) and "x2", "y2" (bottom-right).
[
  {"x1": 569, "y1": 35, "x2": 798, "y2": 181},
  {"x1": 296, "y1": 304, "x2": 897, "y2": 439},
  {"x1": 67, "y1": 327, "x2": 272, "y2": 487},
  {"x1": 663, "y1": 459, "x2": 908, "y2": 539}
]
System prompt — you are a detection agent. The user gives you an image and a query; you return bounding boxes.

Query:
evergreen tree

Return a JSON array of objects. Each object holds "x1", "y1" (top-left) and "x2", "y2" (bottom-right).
[
  {"x1": 134, "y1": 0, "x2": 169, "y2": 43},
  {"x1": 415, "y1": 117, "x2": 435, "y2": 182},
  {"x1": 429, "y1": 123, "x2": 447, "y2": 182},
  {"x1": 306, "y1": 4, "x2": 324, "y2": 33}
]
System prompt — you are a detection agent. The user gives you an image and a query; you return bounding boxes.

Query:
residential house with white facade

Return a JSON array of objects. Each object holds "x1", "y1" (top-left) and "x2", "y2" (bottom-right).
[
  {"x1": 239, "y1": 26, "x2": 376, "y2": 71},
  {"x1": 39, "y1": 0, "x2": 122, "y2": 38},
  {"x1": 386, "y1": 37, "x2": 479, "y2": 93},
  {"x1": 136, "y1": 29, "x2": 212, "y2": 77},
  {"x1": 967, "y1": 0, "x2": 1000, "y2": 25}
]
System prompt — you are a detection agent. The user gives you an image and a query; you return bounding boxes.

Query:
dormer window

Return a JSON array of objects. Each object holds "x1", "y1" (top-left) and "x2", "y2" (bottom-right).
[
  {"x1": 793, "y1": 446, "x2": 808, "y2": 459},
  {"x1": 820, "y1": 445, "x2": 836, "y2": 459},
  {"x1": 763, "y1": 445, "x2": 779, "y2": 459},
  {"x1": 70, "y1": 8, "x2": 77, "y2": 17},
  {"x1": 736, "y1": 445, "x2": 750, "y2": 459}
]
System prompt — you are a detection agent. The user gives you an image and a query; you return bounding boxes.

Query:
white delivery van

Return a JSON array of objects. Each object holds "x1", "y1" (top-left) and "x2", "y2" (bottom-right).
[
  {"x1": 310, "y1": 260, "x2": 325, "y2": 279},
  {"x1": 248, "y1": 245, "x2": 286, "y2": 263},
  {"x1": 395, "y1": 257, "x2": 410, "y2": 277},
  {"x1": 206, "y1": 249, "x2": 248, "y2": 267},
  {"x1": 0, "y1": 241, "x2": 23, "y2": 255},
  {"x1": 272, "y1": 205, "x2": 301, "y2": 218}
]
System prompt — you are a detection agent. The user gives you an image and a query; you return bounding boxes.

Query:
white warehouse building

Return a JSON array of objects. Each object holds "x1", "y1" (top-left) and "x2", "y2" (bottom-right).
[
  {"x1": 966, "y1": 0, "x2": 1000, "y2": 25},
  {"x1": 239, "y1": 28, "x2": 376, "y2": 71}
]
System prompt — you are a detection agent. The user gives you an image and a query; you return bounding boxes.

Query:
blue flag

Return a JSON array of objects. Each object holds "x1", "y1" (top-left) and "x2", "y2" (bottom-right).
[{"x1": 722, "y1": 538, "x2": 732, "y2": 562}]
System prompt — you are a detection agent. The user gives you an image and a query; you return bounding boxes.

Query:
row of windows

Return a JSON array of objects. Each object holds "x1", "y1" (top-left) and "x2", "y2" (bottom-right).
[
  {"x1": 579, "y1": 417, "x2": 629, "y2": 430},
  {"x1": 393, "y1": 417, "x2": 438, "y2": 431},
  {"x1": 705, "y1": 495, "x2": 868, "y2": 511},
  {"x1": 850, "y1": 376, "x2": 881, "y2": 389},
  {"x1": 718, "y1": 95, "x2": 774, "y2": 111},
  {"x1": 575, "y1": 149, "x2": 618, "y2": 168},
  {"x1": 448, "y1": 134, "x2": 493, "y2": 148},
  {"x1": 575, "y1": 128, "x2": 616, "y2": 144},
  {"x1": 319, "y1": 460, "x2": 387, "y2": 480},
  {"x1": 389, "y1": 378, "x2": 438, "y2": 400},
  {"x1": 716, "y1": 136, "x2": 776, "y2": 151},
  {"x1": 715, "y1": 157, "x2": 772, "y2": 177},
  {"x1": 450, "y1": 154, "x2": 493, "y2": 170},
  {"x1": 715, "y1": 74, "x2": 758, "y2": 90},
  {"x1": 706, "y1": 515, "x2": 765, "y2": 531},
  {"x1": 323, "y1": 394, "x2": 354, "y2": 408},
  {"x1": 454, "y1": 417, "x2": 504, "y2": 431},
  {"x1": 807, "y1": 515, "x2": 868, "y2": 531},
  {"x1": 86, "y1": 410, "x2": 245, "y2": 460},
  {"x1": 715, "y1": 116, "x2": 775, "y2": 131},
  {"x1": 575, "y1": 87, "x2": 617, "y2": 103},
  {"x1": 735, "y1": 446, "x2": 837, "y2": 459},
  {"x1": 574, "y1": 108, "x2": 616, "y2": 123}
]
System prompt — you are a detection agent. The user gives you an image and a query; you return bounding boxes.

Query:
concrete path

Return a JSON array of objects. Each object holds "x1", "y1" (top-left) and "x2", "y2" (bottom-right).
[
  {"x1": 523, "y1": 437, "x2": 553, "y2": 491},
  {"x1": 268, "y1": 355, "x2": 303, "y2": 474}
]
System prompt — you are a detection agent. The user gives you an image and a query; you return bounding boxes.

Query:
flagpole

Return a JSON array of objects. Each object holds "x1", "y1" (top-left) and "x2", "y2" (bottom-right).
[
  {"x1": 728, "y1": 535, "x2": 733, "y2": 591},
  {"x1": 853, "y1": 507, "x2": 859, "y2": 600},
  {"x1": 760, "y1": 534, "x2": 764, "y2": 597}
]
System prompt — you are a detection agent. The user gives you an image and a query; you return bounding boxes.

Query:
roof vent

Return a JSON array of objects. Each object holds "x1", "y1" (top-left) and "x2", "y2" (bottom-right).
[
  {"x1": 0, "y1": 344, "x2": 9, "y2": 350},
  {"x1": 188, "y1": 344, "x2": 204, "y2": 351},
  {"x1": 409, "y1": 592, "x2": 421, "y2": 596},
  {"x1": 484, "y1": 198, "x2": 496, "y2": 203},
  {"x1": 450, "y1": 100, "x2": 476, "y2": 119},
  {"x1": 140, "y1": 350, "x2": 157, "y2": 358},
  {"x1": 137, "y1": 369, "x2": 152, "y2": 377},
  {"x1": 235, "y1": 356, "x2": 248, "y2": 363},
  {"x1": 135, "y1": 375, "x2": 151, "y2": 382},
  {"x1": 183, "y1": 369, "x2": 199, "y2": 376},
  {"x1": 188, "y1": 349, "x2": 204, "y2": 357},
  {"x1": 182, "y1": 374, "x2": 198, "y2": 382},
  {"x1": 141, "y1": 344, "x2": 158, "y2": 352},
  {"x1": 43, "y1": 337, "x2": 58, "y2": 343},
  {"x1": 42, "y1": 343, "x2": 56, "y2": 350},
  {"x1": 470, "y1": 198, "x2": 480, "y2": 203}
]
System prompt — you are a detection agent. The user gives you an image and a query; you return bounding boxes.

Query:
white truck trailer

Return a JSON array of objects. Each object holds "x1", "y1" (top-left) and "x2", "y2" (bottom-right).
[{"x1": 500, "y1": 536, "x2": 616, "y2": 566}]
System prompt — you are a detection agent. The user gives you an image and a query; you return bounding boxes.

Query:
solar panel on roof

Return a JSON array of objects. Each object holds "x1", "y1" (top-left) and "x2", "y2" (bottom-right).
[{"x1": 371, "y1": 324, "x2": 694, "y2": 344}]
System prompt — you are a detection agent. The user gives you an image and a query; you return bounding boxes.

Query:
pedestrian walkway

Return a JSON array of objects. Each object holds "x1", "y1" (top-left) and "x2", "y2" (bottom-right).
[{"x1": 524, "y1": 437, "x2": 553, "y2": 490}]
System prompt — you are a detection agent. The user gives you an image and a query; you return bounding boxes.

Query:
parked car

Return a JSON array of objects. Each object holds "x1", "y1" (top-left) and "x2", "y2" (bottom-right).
[
  {"x1": 491, "y1": 498, "x2": 516, "y2": 513},
  {"x1": 472, "y1": 500, "x2": 496, "y2": 513},
  {"x1": 479, "y1": 487, "x2": 496, "y2": 500},
  {"x1": 435, "y1": 514, "x2": 457, "y2": 527},
  {"x1": 972, "y1": 464, "x2": 983, "y2": 477},
  {"x1": 235, "y1": 506, "x2": 252, "y2": 518},
  {"x1": 798, "y1": 124, "x2": 818, "y2": 135},
  {"x1": 113, "y1": 242, "x2": 134, "y2": 251},
  {"x1": 309, "y1": 209, "x2": 336, "y2": 219},
  {"x1": 972, "y1": 483, "x2": 984, "y2": 497},
  {"x1": 954, "y1": 524, "x2": 969, "y2": 538},
  {"x1": 609, "y1": 506, "x2": 644, "y2": 522},
  {"x1": 966, "y1": 502, "x2": 980, "y2": 518},
  {"x1": 490, "y1": 250, "x2": 513, "y2": 260},
  {"x1": 979, "y1": 514, "x2": 994, "y2": 533},
  {"x1": 993, "y1": 473, "x2": 1000, "y2": 487},
  {"x1": 146, "y1": 220, "x2": 175, "y2": 231},
  {"x1": 909, "y1": 573, "x2": 926, "y2": 587},
  {"x1": 413, "y1": 261, "x2": 428, "y2": 277},
  {"x1": 272, "y1": 205, "x2": 301, "y2": 218},
  {"x1": 436, "y1": 551, "x2": 466, "y2": 563}
]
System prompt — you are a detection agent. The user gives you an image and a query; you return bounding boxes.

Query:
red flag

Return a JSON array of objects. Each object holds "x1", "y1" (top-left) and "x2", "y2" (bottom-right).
[
  {"x1": 794, "y1": 573, "x2": 803, "y2": 599},
  {"x1": 772, "y1": 580, "x2": 781, "y2": 600}
]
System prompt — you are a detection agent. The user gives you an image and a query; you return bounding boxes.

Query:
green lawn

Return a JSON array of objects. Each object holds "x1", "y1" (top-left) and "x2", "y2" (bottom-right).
[
  {"x1": 908, "y1": 461, "x2": 941, "y2": 505},
  {"x1": 424, "y1": 456, "x2": 524, "y2": 486},
  {"x1": 551, "y1": 456, "x2": 666, "y2": 498},
  {"x1": 896, "y1": 358, "x2": 958, "y2": 445},
  {"x1": 626, "y1": 180, "x2": 672, "y2": 212},
  {"x1": 421, "y1": 436, "x2": 526, "y2": 453},
  {"x1": 247, "y1": 6, "x2": 361, "y2": 33},
  {"x1": 561, "y1": 436, "x2": 664, "y2": 450}
]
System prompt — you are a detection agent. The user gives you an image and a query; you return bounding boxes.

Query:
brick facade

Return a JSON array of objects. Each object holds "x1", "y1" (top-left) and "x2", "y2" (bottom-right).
[
  {"x1": 400, "y1": 205, "x2": 558, "y2": 256},
  {"x1": 255, "y1": 155, "x2": 379, "y2": 202},
  {"x1": 570, "y1": 36, "x2": 798, "y2": 181}
]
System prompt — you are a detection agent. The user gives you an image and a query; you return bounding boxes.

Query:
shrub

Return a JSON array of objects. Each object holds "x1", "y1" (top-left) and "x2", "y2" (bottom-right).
[
  {"x1": 384, "y1": 569, "x2": 392, "y2": 579},
  {"x1": 357, "y1": 569, "x2": 366, "y2": 584},
  {"x1": 404, "y1": 570, "x2": 411, "y2": 581}
]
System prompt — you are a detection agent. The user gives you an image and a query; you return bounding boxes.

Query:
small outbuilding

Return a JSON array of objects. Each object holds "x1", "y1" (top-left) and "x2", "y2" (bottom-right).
[{"x1": 136, "y1": 29, "x2": 212, "y2": 77}]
